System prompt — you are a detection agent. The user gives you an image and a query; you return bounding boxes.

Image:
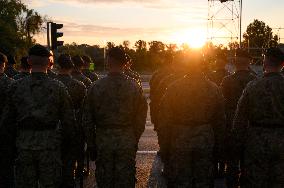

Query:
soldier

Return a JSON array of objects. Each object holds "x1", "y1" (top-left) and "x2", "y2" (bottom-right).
[
  {"x1": 56, "y1": 54, "x2": 87, "y2": 188},
  {"x1": 0, "y1": 45, "x2": 77, "y2": 188},
  {"x1": 5, "y1": 55, "x2": 19, "y2": 78},
  {"x1": 208, "y1": 51, "x2": 229, "y2": 86},
  {"x1": 0, "y1": 52, "x2": 14, "y2": 188},
  {"x1": 72, "y1": 55, "x2": 92, "y2": 88},
  {"x1": 13, "y1": 56, "x2": 31, "y2": 80},
  {"x1": 124, "y1": 54, "x2": 142, "y2": 87},
  {"x1": 83, "y1": 47, "x2": 147, "y2": 188},
  {"x1": 158, "y1": 51, "x2": 226, "y2": 187},
  {"x1": 233, "y1": 47, "x2": 284, "y2": 188},
  {"x1": 82, "y1": 55, "x2": 99, "y2": 82},
  {"x1": 149, "y1": 65, "x2": 172, "y2": 128}
]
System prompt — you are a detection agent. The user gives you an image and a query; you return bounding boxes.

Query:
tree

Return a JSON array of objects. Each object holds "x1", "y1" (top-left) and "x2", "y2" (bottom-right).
[
  {"x1": 134, "y1": 40, "x2": 147, "y2": 52},
  {"x1": 0, "y1": 0, "x2": 44, "y2": 56},
  {"x1": 243, "y1": 19, "x2": 278, "y2": 49}
]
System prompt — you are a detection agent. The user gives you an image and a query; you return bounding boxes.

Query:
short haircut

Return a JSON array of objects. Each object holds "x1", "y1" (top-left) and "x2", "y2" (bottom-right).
[
  {"x1": 58, "y1": 54, "x2": 74, "y2": 69},
  {"x1": 20, "y1": 56, "x2": 32, "y2": 70},
  {"x1": 72, "y1": 55, "x2": 85, "y2": 68},
  {"x1": 107, "y1": 47, "x2": 127, "y2": 65},
  {"x1": 265, "y1": 48, "x2": 284, "y2": 67},
  {"x1": 0, "y1": 52, "x2": 7, "y2": 64}
]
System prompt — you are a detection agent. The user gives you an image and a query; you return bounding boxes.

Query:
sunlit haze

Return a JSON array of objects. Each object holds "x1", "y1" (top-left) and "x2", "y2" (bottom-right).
[{"x1": 24, "y1": 0, "x2": 284, "y2": 47}]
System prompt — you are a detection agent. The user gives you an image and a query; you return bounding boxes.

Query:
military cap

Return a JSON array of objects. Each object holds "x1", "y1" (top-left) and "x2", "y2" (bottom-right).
[
  {"x1": 108, "y1": 47, "x2": 128, "y2": 65},
  {"x1": 0, "y1": 52, "x2": 7, "y2": 64},
  {"x1": 235, "y1": 48, "x2": 251, "y2": 58},
  {"x1": 29, "y1": 44, "x2": 52, "y2": 57},
  {"x1": 265, "y1": 47, "x2": 284, "y2": 62},
  {"x1": 58, "y1": 54, "x2": 74, "y2": 69},
  {"x1": 72, "y1": 55, "x2": 84, "y2": 67}
]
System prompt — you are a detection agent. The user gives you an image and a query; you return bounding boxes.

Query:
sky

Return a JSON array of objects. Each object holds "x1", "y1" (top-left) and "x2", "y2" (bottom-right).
[{"x1": 24, "y1": 0, "x2": 284, "y2": 47}]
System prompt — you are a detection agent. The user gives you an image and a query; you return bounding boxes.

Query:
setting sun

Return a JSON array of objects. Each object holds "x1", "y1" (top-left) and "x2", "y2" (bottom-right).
[{"x1": 171, "y1": 28, "x2": 207, "y2": 49}]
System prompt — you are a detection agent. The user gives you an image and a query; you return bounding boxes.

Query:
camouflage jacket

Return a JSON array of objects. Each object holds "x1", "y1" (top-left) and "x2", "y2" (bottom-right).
[
  {"x1": 0, "y1": 74, "x2": 13, "y2": 116},
  {"x1": 208, "y1": 69, "x2": 229, "y2": 86},
  {"x1": 124, "y1": 69, "x2": 142, "y2": 86},
  {"x1": 56, "y1": 74, "x2": 87, "y2": 112},
  {"x1": 4, "y1": 66, "x2": 19, "y2": 78},
  {"x1": 47, "y1": 69, "x2": 58, "y2": 79},
  {"x1": 82, "y1": 69, "x2": 99, "y2": 82},
  {"x1": 13, "y1": 72, "x2": 31, "y2": 80},
  {"x1": 233, "y1": 72, "x2": 284, "y2": 139},
  {"x1": 221, "y1": 70, "x2": 256, "y2": 127},
  {"x1": 158, "y1": 72, "x2": 226, "y2": 152},
  {"x1": 72, "y1": 70, "x2": 92, "y2": 89},
  {"x1": 0, "y1": 72, "x2": 76, "y2": 151},
  {"x1": 83, "y1": 72, "x2": 148, "y2": 148}
]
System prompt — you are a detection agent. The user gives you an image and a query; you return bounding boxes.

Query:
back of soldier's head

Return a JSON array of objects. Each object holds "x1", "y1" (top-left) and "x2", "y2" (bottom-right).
[
  {"x1": 20, "y1": 56, "x2": 32, "y2": 70},
  {"x1": 72, "y1": 55, "x2": 84, "y2": 68},
  {"x1": 176, "y1": 50, "x2": 204, "y2": 72},
  {"x1": 82, "y1": 55, "x2": 92, "y2": 66},
  {"x1": 235, "y1": 48, "x2": 251, "y2": 66},
  {"x1": 215, "y1": 51, "x2": 227, "y2": 69},
  {"x1": 28, "y1": 44, "x2": 51, "y2": 67},
  {"x1": 58, "y1": 54, "x2": 74, "y2": 70},
  {"x1": 107, "y1": 47, "x2": 128, "y2": 67},
  {"x1": 264, "y1": 47, "x2": 284, "y2": 68}
]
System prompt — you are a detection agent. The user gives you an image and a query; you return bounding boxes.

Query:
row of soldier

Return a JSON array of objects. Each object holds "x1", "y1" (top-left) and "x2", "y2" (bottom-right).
[
  {"x1": 150, "y1": 47, "x2": 284, "y2": 187},
  {"x1": 0, "y1": 45, "x2": 147, "y2": 188}
]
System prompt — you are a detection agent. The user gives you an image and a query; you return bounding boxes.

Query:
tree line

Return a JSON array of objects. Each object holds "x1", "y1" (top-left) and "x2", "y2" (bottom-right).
[{"x1": 0, "y1": 0, "x2": 281, "y2": 71}]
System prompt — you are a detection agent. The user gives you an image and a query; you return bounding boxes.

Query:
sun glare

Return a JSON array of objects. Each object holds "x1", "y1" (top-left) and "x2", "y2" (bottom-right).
[{"x1": 171, "y1": 29, "x2": 207, "y2": 49}]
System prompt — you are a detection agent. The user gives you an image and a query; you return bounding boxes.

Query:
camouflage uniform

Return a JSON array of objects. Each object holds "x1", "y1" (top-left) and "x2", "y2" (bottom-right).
[
  {"x1": 5, "y1": 65, "x2": 18, "y2": 78},
  {"x1": 221, "y1": 70, "x2": 256, "y2": 187},
  {"x1": 82, "y1": 69, "x2": 99, "y2": 82},
  {"x1": 208, "y1": 69, "x2": 229, "y2": 86},
  {"x1": 72, "y1": 70, "x2": 92, "y2": 89},
  {"x1": 0, "y1": 72, "x2": 77, "y2": 188},
  {"x1": 159, "y1": 72, "x2": 226, "y2": 188},
  {"x1": 13, "y1": 72, "x2": 31, "y2": 80},
  {"x1": 233, "y1": 72, "x2": 284, "y2": 188},
  {"x1": 149, "y1": 67, "x2": 172, "y2": 126},
  {"x1": 83, "y1": 72, "x2": 147, "y2": 188},
  {"x1": 47, "y1": 69, "x2": 58, "y2": 79},
  {"x1": 124, "y1": 68, "x2": 142, "y2": 86},
  {"x1": 0, "y1": 73, "x2": 14, "y2": 188},
  {"x1": 56, "y1": 74, "x2": 87, "y2": 187}
]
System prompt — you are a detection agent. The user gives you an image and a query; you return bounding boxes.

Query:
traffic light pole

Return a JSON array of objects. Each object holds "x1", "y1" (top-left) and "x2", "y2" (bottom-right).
[{"x1": 47, "y1": 22, "x2": 51, "y2": 49}]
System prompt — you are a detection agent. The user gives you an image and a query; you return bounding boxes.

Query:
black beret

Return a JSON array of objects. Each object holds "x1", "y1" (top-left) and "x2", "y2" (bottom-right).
[
  {"x1": 265, "y1": 47, "x2": 284, "y2": 62},
  {"x1": 235, "y1": 48, "x2": 251, "y2": 58},
  {"x1": 82, "y1": 55, "x2": 92, "y2": 63},
  {"x1": 58, "y1": 54, "x2": 74, "y2": 69},
  {"x1": 29, "y1": 44, "x2": 52, "y2": 57},
  {"x1": 0, "y1": 52, "x2": 7, "y2": 64},
  {"x1": 108, "y1": 47, "x2": 127, "y2": 64},
  {"x1": 72, "y1": 55, "x2": 85, "y2": 67},
  {"x1": 7, "y1": 55, "x2": 17, "y2": 64}
]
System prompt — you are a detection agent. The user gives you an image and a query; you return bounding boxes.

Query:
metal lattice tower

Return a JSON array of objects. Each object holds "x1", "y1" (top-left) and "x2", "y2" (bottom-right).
[{"x1": 207, "y1": 0, "x2": 242, "y2": 46}]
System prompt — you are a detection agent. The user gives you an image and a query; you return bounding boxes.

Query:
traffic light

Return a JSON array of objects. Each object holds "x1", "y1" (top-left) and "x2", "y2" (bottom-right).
[{"x1": 51, "y1": 22, "x2": 64, "y2": 50}]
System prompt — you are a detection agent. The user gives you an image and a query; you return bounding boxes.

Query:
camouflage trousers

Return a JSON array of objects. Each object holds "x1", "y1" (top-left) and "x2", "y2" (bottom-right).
[
  {"x1": 15, "y1": 149, "x2": 62, "y2": 188},
  {"x1": 95, "y1": 128, "x2": 137, "y2": 188},
  {"x1": 167, "y1": 125, "x2": 215, "y2": 188},
  {"x1": 242, "y1": 128, "x2": 284, "y2": 188}
]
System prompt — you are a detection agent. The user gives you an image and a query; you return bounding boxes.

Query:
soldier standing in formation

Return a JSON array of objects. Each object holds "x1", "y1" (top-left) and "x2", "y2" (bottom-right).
[
  {"x1": 83, "y1": 47, "x2": 147, "y2": 188},
  {"x1": 82, "y1": 55, "x2": 99, "y2": 82},
  {"x1": 13, "y1": 57, "x2": 31, "y2": 80},
  {"x1": 56, "y1": 54, "x2": 87, "y2": 188},
  {"x1": 158, "y1": 51, "x2": 226, "y2": 187},
  {"x1": 0, "y1": 52, "x2": 14, "y2": 188},
  {"x1": 221, "y1": 49, "x2": 256, "y2": 187},
  {"x1": 208, "y1": 51, "x2": 229, "y2": 86},
  {"x1": 72, "y1": 55, "x2": 92, "y2": 88},
  {"x1": 0, "y1": 45, "x2": 77, "y2": 188},
  {"x1": 233, "y1": 47, "x2": 284, "y2": 187},
  {"x1": 5, "y1": 55, "x2": 19, "y2": 78}
]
